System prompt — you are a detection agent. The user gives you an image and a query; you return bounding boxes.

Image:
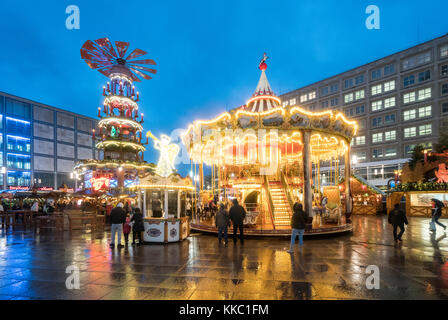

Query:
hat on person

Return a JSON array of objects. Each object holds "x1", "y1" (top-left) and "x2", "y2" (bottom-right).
[{"x1": 117, "y1": 202, "x2": 124, "y2": 208}]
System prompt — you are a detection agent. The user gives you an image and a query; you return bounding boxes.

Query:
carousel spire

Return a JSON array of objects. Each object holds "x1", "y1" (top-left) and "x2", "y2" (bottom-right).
[{"x1": 245, "y1": 53, "x2": 281, "y2": 112}]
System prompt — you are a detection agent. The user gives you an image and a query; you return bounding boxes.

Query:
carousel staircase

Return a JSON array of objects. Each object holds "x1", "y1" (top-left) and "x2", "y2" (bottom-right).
[{"x1": 268, "y1": 180, "x2": 292, "y2": 227}]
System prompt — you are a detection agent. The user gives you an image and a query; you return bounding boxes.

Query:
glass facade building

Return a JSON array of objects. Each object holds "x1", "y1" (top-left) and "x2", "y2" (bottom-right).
[{"x1": 0, "y1": 92, "x2": 98, "y2": 189}]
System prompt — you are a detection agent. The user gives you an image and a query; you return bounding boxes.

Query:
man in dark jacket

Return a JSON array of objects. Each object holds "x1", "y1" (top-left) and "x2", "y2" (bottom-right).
[
  {"x1": 215, "y1": 203, "x2": 230, "y2": 245},
  {"x1": 229, "y1": 199, "x2": 246, "y2": 244},
  {"x1": 110, "y1": 202, "x2": 126, "y2": 248},
  {"x1": 388, "y1": 203, "x2": 408, "y2": 242},
  {"x1": 287, "y1": 203, "x2": 308, "y2": 253},
  {"x1": 431, "y1": 199, "x2": 446, "y2": 231}
]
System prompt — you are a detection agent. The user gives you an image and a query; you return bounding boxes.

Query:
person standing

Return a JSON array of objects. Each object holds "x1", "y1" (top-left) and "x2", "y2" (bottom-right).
[
  {"x1": 431, "y1": 199, "x2": 446, "y2": 231},
  {"x1": 110, "y1": 202, "x2": 126, "y2": 248},
  {"x1": 131, "y1": 207, "x2": 145, "y2": 245},
  {"x1": 123, "y1": 214, "x2": 131, "y2": 245},
  {"x1": 287, "y1": 203, "x2": 308, "y2": 253},
  {"x1": 229, "y1": 198, "x2": 246, "y2": 244},
  {"x1": 215, "y1": 203, "x2": 230, "y2": 245},
  {"x1": 388, "y1": 203, "x2": 408, "y2": 242}
]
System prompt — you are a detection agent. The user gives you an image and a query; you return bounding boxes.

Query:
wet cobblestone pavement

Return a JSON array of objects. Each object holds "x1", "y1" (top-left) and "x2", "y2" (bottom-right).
[{"x1": 0, "y1": 215, "x2": 447, "y2": 300}]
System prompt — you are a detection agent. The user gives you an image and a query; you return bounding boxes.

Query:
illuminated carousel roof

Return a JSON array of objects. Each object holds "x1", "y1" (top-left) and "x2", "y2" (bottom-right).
[{"x1": 245, "y1": 53, "x2": 281, "y2": 112}]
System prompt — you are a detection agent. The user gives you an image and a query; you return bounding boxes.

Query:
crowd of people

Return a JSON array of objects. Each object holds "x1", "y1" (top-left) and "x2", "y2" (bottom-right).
[{"x1": 109, "y1": 202, "x2": 145, "y2": 248}]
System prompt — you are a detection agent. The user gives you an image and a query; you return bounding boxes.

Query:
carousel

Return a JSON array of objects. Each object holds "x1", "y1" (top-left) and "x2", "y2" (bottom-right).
[{"x1": 181, "y1": 54, "x2": 358, "y2": 236}]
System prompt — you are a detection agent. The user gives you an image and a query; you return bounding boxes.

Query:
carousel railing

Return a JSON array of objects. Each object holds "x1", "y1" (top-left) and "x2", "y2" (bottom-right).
[
  {"x1": 280, "y1": 170, "x2": 294, "y2": 215},
  {"x1": 263, "y1": 175, "x2": 276, "y2": 230}
]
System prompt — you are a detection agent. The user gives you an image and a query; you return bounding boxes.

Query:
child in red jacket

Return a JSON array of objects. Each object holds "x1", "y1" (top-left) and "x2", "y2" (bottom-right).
[{"x1": 123, "y1": 215, "x2": 131, "y2": 245}]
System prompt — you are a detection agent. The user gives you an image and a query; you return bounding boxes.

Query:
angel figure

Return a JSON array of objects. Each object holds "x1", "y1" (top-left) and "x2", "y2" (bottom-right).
[{"x1": 147, "y1": 131, "x2": 180, "y2": 178}]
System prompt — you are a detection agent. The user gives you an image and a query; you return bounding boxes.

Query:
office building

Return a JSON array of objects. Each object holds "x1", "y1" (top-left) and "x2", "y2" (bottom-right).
[
  {"x1": 280, "y1": 34, "x2": 448, "y2": 188},
  {"x1": 0, "y1": 91, "x2": 98, "y2": 190}
]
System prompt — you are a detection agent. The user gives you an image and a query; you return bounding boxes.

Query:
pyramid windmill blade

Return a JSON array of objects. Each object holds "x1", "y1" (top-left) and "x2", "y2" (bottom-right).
[
  {"x1": 130, "y1": 67, "x2": 153, "y2": 80},
  {"x1": 128, "y1": 64, "x2": 157, "y2": 74},
  {"x1": 95, "y1": 38, "x2": 118, "y2": 59},
  {"x1": 126, "y1": 48, "x2": 147, "y2": 60},
  {"x1": 115, "y1": 41, "x2": 130, "y2": 58},
  {"x1": 128, "y1": 58, "x2": 156, "y2": 65}
]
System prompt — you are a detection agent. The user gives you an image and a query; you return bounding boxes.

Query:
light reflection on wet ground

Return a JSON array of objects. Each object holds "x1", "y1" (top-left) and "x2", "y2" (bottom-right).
[{"x1": 0, "y1": 215, "x2": 446, "y2": 300}]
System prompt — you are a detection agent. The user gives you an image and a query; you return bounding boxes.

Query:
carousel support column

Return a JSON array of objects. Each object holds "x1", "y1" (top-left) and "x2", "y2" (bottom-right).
[
  {"x1": 302, "y1": 130, "x2": 313, "y2": 218},
  {"x1": 199, "y1": 162, "x2": 204, "y2": 191},
  {"x1": 137, "y1": 189, "x2": 142, "y2": 210},
  {"x1": 143, "y1": 190, "x2": 147, "y2": 217},
  {"x1": 177, "y1": 191, "x2": 181, "y2": 218},
  {"x1": 164, "y1": 188, "x2": 169, "y2": 219},
  {"x1": 344, "y1": 147, "x2": 352, "y2": 216}
]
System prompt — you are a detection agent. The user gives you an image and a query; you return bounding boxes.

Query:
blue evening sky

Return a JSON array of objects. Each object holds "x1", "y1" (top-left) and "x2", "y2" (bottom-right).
[{"x1": 0, "y1": 0, "x2": 447, "y2": 174}]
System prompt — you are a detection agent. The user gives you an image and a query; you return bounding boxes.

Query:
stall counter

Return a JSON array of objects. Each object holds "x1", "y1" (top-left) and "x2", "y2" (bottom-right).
[{"x1": 143, "y1": 217, "x2": 190, "y2": 243}]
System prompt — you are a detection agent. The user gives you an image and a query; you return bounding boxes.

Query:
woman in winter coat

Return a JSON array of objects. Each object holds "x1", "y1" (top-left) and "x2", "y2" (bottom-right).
[{"x1": 131, "y1": 208, "x2": 145, "y2": 245}]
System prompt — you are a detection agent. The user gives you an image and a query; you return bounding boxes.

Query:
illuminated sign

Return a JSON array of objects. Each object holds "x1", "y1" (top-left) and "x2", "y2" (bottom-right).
[
  {"x1": 89, "y1": 177, "x2": 110, "y2": 191},
  {"x1": 9, "y1": 186, "x2": 28, "y2": 190},
  {"x1": 38, "y1": 187, "x2": 53, "y2": 191}
]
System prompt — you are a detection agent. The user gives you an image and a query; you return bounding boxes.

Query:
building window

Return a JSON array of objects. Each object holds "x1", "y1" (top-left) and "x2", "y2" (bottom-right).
[
  {"x1": 7, "y1": 170, "x2": 31, "y2": 187},
  {"x1": 371, "y1": 84, "x2": 382, "y2": 96},
  {"x1": 385, "y1": 130, "x2": 396, "y2": 141},
  {"x1": 441, "y1": 44, "x2": 448, "y2": 58},
  {"x1": 405, "y1": 144, "x2": 416, "y2": 154},
  {"x1": 289, "y1": 98, "x2": 296, "y2": 105},
  {"x1": 418, "y1": 88, "x2": 431, "y2": 100},
  {"x1": 321, "y1": 101, "x2": 329, "y2": 109},
  {"x1": 418, "y1": 70, "x2": 430, "y2": 82},
  {"x1": 330, "y1": 97, "x2": 339, "y2": 106},
  {"x1": 7, "y1": 153, "x2": 31, "y2": 170},
  {"x1": 355, "y1": 151, "x2": 367, "y2": 162},
  {"x1": 372, "y1": 133, "x2": 383, "y2": 143},
  {"x1": 403, "y1": 92, "x2": 416, "y2": 104},
  {"x1": 344, "y1": 108, "x2": 353, "y2": 116},
  {"x1": 384, "y1": 97, "x2": 396, "y2": 109},
  {"x1": 330, "y1": 84, "x2": 339, "y2": 93},
  {"x1": 355, "y1": 90, "x2": 365, "y2": 100},
  {"x1": 356, "y1": 136, "x2": 365, "y2": 145},
  {"x1": 403, "y1": 75, "x2": 415, "y2": 87},
  {"x1": 384, "y1": 64, "x2": 395, "y2": 76},
  {"x1": 384, "y1": 80, "x2": 395, "y2": 92},
  {"x1": 442, "y1": 102, "x2": 448, "y2": 114},
  {"x1": 344, "y1": 93, "x2": 354, "y2": 103},
  {"x1": 403, "y1": 109, "x2": 416, "y2": 121},
  {"x1": 355, "y1": 105, "x2": 365, "y2": 115},
  {"x1": 300, "y1": 94, "x2": 308, "y2": 103},
  {"x1": 282, "y1": 101, "x2": 289, "y2": 107},
  {"x1": 308, "y1": 91, "x2": 316, "y2": 100},
  {"x1": 371, "y1": 69, "x2": 381, "y2": 81},
  {"x1": 441, "y1": 65, "x2": 448, "y2": 78},
  {"x1": 385, "y1": 114, "x2": 396, "y2": 124},
  {"x1": 372, "y1": 149, "x2": 383, "y2": 159},
  {"x1": 6, "y1": 135, "x2": 31, "y2": 153},
  {"x1": 344, "y1": 79, "x2": 353, "y2": 89},
  {"x1": 355, "y1": 75, "x2": 364, "y2": 85},
  {"x1": 418, "y1": 106, "x2": 431, "y2": 118},
  {"x1": 320, "y1": 86, "x2": 329, "y2": 96},
  {"x1": 371, "y1": 100, "x2": 383, "y2": 112},
  {"x1": 442, "y1": 83, "x2": 448, "y2": 96},
  {"x1": 402, "y1": 51, "x2": 431, "y2": 70},
  {"x1": 419, "y1": 124, "x2": 432, "y2": 135},
  {"x1": 372, "y1": 117, "x2": 382, "y2": 128},
  {"x1": 6, "y1": 117, "x2": 31, "y2": 136},
  {"x1": 404, "y1": 127, "x2": 417, "y2": 138},
  {"x1": 5, "y1": 99, "x2": 31, "y2": 119},
  {"x1": 385, "y1": 148, "x2": 397, "y2": 157}
]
